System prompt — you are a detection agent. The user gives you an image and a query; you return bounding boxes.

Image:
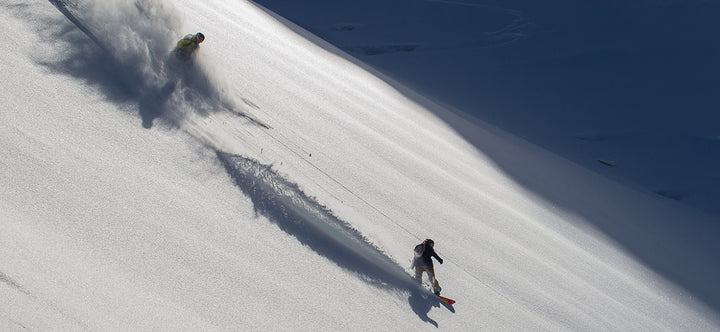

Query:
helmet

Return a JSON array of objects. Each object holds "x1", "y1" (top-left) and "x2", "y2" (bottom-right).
[
  {"x1": 425, "y1": 239, "x2": 434, "y2": 246},
  {"x1": 196, "y1": 32, "x2": 205, "y2": 43}
]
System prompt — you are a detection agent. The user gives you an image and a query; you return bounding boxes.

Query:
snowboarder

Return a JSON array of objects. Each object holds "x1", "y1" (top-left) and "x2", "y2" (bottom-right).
[
  {"x1": 175, "y1": 32, "x2": 205, "y2": 59},
  {"x1": 413, "y1": 238, "x2": 443, "y2": 295}
]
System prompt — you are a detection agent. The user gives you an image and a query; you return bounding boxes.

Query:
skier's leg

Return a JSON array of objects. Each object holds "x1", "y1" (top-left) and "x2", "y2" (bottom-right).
[
  {"x1": 414, "y1": 266, "x2": 424, "y2": 280},
  {"x1": 416, "y1": 266, "x2": 431, "y2": 284},
  {"x1": 427, "y1": 267, "x2": 441, "y2": 294}
]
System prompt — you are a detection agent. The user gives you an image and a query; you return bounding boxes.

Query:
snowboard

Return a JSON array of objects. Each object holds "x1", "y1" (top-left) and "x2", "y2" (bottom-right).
[{"x1": 435, "y1": 294, "x2": 456, "y2": 306}]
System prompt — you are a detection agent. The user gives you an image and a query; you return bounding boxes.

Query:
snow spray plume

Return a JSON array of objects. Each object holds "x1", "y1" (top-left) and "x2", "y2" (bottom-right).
[
  {"x1": 48, "y1": 0, "x2": 179, "y2": 85},
  {"x1": 217, "y1": 152, "x2": 444, "y2": 322},
  {"x1": 46, "y1": 0, "x2": 231, "y2": 128},
  {"x1": 217, "y1": 152, "x2": 416, "y2": 290}
]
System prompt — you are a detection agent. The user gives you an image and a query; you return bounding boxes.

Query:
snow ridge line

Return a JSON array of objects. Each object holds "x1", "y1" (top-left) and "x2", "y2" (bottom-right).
[
  {"x1": 254, "y1": 126, "x2": 421, "y2": 243},
  {"x1": 0, "y1": 271, "x2": 29, "y2": 295},
  {"x1": 47, "y1": 0, "x2": 108, "y2": 54}
]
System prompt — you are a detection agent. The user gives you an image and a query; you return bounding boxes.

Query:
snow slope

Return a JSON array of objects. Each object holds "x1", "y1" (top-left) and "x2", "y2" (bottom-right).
[
  {"x1": 1, "y1": 0, "x2": 719, "y2": 330},
  {"x1": 253, "y1": 0, "x2": 720, "y2": 216}
]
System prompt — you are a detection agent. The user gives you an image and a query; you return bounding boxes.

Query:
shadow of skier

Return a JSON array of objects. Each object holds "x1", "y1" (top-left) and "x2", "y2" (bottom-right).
[
  {"x1": 139, "y1": 80, "x2": 177, "y2": 128},
  {"x1": 409, "y1": 289, "x2": 440, "y2": 327}
]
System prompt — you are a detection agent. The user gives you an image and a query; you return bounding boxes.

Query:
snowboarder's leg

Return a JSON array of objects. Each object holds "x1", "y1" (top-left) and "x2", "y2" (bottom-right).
[
  {"x1": 427, "y1": 267, "x2": 441, "y2": 294},
  {"x1": 414, "y1": 266, "x2": 424, "y2": 280},
  {"x1": 415, "y1": 266, "x2": 440, "y2": 292}
]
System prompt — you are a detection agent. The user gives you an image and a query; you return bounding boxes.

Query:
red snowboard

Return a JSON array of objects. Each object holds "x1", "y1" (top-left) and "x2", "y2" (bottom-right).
[{"x1": 435, "y1": 294, "x2": 456, "y2": 306}]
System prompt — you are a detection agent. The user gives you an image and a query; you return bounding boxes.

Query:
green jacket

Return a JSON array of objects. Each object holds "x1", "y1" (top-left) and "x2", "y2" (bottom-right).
[{"x1": 176, "y1": 34, "x2": 200, "y2": 56}]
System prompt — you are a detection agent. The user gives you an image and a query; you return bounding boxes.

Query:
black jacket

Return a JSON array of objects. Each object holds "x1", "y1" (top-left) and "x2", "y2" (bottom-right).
[{"x1": 413, "y1": 242, "x2": 442, "y2": 267}]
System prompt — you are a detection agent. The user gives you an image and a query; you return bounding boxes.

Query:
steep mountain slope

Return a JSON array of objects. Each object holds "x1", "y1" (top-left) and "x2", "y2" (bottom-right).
[
  {"x1": 253, "y1": 0, "x2": 720, "y2": 216},
  {"x1": 1, "y1": 0, "x2": 718, "y2": 330}
]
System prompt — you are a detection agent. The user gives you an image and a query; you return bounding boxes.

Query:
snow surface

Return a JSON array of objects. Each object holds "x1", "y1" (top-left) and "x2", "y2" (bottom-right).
[
  {"x1": 253, "y1": 0, "x2": 720, "y2": 216},
  {"x1": 1, "y1": 0, "x2": 719, "y2": 330}
]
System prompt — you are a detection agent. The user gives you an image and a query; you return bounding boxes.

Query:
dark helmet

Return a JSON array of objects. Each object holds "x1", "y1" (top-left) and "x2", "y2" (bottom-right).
[
  {"x1": 424, "y1": 239, "x2": 434, "y2": 246},
  {"x1": 196, "y1": 32, "x2": 205, "y2": 43}
]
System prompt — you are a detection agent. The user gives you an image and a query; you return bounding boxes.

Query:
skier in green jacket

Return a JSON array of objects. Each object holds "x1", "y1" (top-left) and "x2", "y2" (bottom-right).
[{"x1": 175, "y1": 32, "x2": 205, "y2": 59}]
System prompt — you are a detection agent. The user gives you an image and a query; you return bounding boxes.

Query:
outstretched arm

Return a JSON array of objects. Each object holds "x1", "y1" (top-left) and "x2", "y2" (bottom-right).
[{"x1": 431, "y1": 248, "x2": 443, "y2": 264}]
